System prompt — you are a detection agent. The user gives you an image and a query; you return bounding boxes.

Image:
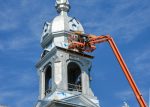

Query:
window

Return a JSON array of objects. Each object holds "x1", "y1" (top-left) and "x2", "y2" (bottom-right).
[
  {"x1": 45, "y1": 66, "x2": 52, "y2": 94},
  {"x1": 67, "y1": 62, "x2": 82, "y2": 92}
]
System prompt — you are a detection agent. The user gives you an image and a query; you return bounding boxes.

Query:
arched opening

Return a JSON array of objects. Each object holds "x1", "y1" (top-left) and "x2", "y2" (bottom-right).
[
  {"x1": 45, "y1": 66, "x2": 52, "y2": 95},
  {"x1": 67, "y1": 62, "x2": 82, "y2": 92}
]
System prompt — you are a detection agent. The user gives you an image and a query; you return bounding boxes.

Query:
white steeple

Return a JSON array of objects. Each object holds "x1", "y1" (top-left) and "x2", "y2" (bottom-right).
[{"x1": 36, "y1": 1, "x2": 100, "y2": 106}]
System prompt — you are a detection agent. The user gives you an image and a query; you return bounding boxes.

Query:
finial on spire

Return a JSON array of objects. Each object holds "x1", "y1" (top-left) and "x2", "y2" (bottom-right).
[{"x1": 55, "y1": 0, "x2": 70, "y2": 13}]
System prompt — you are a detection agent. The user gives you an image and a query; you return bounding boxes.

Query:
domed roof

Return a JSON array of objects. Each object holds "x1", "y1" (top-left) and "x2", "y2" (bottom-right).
[
  {"x1": 51, "y1": 13, "x2": 84, "y2": 33},
  {"x1": 41, "y1": 13, "x2": 84, "y2": 41},
  {"x1": 40, "y1": 0, "x2": 85, "y2": 48}
]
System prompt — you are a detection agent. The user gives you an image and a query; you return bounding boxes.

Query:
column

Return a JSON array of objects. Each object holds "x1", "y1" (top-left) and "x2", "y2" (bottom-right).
[{"x1": 40, "y1": 70, "x2": 45, "y2": 99}]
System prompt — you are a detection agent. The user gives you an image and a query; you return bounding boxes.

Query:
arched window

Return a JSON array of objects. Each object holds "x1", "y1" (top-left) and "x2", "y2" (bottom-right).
[
  {"x1": 45, "y1": 66, "x2": 52, "y2": 94},
  {"x1": 67, "y1": 62, "x2": 82, "y2": 92}
]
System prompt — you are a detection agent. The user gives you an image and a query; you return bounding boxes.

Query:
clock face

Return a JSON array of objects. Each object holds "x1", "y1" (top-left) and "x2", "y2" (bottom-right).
[{"x1": 69, "y1": 18, "x2": 80, "y2": 31}]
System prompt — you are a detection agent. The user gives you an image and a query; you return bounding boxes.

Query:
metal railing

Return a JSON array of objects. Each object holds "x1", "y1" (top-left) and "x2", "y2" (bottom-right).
[
  {"x1": 68, "y1": 83, "x2": 82, "y2": 92},
  {"x1": 44, "y1": 84, "x2": 82, "y2": 95}
]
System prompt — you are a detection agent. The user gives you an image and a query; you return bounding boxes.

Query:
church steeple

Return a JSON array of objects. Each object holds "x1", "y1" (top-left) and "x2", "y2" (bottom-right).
[{"x1": 35, "y1": 0, "x2": 100, "y2": 107}]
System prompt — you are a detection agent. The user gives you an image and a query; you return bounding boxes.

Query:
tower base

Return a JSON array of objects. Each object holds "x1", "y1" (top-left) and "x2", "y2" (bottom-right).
[{"x1": 36, "y1": 90, "x2": 100, "y2": 107}]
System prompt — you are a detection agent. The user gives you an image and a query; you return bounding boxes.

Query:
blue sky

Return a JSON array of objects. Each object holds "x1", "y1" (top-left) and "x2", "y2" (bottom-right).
[{"x1": 0, "y1": 0, "x2": 149, "y2": 107}]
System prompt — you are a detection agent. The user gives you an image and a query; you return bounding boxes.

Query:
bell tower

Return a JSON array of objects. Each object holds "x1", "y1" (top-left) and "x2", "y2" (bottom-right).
[{"x1": 35, "y1": 0, "x2": 100, "y2": 107}]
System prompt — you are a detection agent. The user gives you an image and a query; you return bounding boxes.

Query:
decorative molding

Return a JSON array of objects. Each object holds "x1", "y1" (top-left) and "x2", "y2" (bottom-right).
[{"x1": 36, "y1": 47, "x2": 57, "y2": 69}]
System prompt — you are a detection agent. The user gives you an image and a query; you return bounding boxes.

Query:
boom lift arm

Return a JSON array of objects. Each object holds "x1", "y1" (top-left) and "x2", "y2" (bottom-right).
[
  {"x1": 68, "y1": 32, "x2": 147, "y2": 107},
  {"x1": 102, "y1": 36, "x2": 147, "y2": 107}
]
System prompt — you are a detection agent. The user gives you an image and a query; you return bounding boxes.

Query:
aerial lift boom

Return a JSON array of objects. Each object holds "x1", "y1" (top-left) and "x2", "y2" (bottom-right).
[{"x1": 68, "y1": 32, "x2": 147, "y2": 107}]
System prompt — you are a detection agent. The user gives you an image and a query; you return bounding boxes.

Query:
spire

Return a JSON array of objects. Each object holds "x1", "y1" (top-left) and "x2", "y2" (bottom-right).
[{"x1": 55, "y1": 0, "x2": 70, "y2": 14}]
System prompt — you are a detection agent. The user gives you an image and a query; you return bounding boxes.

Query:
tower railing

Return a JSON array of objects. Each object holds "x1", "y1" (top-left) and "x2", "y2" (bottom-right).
[{"x1": 68, "y1": 83, "x2": 82, "y2": 92}]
